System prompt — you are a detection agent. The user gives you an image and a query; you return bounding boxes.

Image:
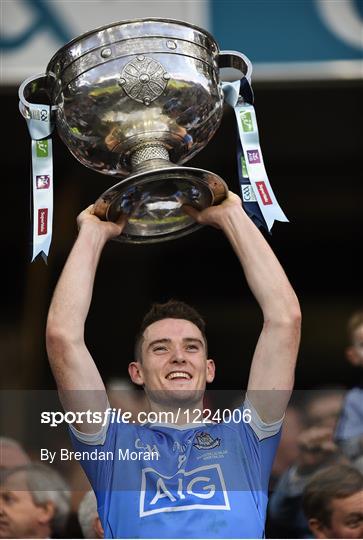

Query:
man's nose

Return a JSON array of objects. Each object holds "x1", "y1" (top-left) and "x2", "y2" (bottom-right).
[{"x1": 170, "y1": 348, "x2": 186, "y2": 363}]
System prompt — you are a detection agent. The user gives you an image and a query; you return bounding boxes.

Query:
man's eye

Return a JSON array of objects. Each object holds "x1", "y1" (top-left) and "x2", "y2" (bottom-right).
[
  {"x1": 153, "y1": 346, "x2": 167, "y2": 352},
  {"x1": 346, "y1": 519, "x2": 362, "y2": 528},
  {"x1": 1, "y1": 492, "x2": 14, "y2": 503},
  {"x1": 186, "y1": 344, "x2": 198, "y2": 351}
]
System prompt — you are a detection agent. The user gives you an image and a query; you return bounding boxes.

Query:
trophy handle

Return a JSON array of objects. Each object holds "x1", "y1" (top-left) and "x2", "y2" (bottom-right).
[
  {"x1": 19, "y1": 73, "x2": 57, "y2": 118},
  {"x1": 218, "y1": 50, "x2": 254, "y2": 104}
]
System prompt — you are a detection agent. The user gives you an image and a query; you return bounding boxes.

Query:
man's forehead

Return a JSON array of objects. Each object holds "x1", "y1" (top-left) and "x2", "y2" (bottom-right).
[
  {"x1": 331, "y1": 491, "x2": 363, "y2": 514},
  {"x1": 143, "y1": 318, "x2": 203, "y2": 341},
  {"x1": 1, "y1": 470, "x2": 28, "y2": 490}
]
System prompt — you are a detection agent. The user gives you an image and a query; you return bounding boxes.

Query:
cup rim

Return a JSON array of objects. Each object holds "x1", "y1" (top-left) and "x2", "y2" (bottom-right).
[{"x1": 47, "y1": 17, "x2": 219, "y2": 70}]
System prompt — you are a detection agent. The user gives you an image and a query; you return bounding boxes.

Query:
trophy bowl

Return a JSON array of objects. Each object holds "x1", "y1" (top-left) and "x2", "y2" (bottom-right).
[{"x1": 42, "y1": 18, "x2": 251, "y2": 243}]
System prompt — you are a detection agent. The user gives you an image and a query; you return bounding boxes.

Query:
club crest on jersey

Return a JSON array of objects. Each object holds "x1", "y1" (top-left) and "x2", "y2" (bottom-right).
[
  {"x1": 193, "y1": 432, "x2": 221, "y2": 450},
  {"x1": 140, "y1": 464, "x2": 230, "y2": 516}
]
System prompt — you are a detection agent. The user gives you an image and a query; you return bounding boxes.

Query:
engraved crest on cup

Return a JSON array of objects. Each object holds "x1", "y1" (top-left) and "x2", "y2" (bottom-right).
[{"x1": 119, "y1": 56, "x2": 170, "y2": 106}]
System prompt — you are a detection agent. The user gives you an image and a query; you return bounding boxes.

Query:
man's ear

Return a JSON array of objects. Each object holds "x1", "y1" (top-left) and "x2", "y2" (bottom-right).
[
  {"x1": 94, "y1": 516, "x2": 104, "y2": 539},
  {"x1": 206, "y1": 359, "x2": 215, "y2": 383},
  {"x1": 345, "y1": 346, "x2": 360, "y2": 366},
  {"x1": 308, "y1": 518, "x2": 329, "y2": 539},
  {"x1": 128, "y1": 362, "x2": 144, "y2": 386},
  {"x1": 37, "y1": 501, "x2": 55, "y2": 526}
]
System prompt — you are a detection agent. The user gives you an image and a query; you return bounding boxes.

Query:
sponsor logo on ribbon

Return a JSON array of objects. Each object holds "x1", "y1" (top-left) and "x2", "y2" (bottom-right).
[
  {"x1": 240, "y1": 110, "x2": 254, "y2": 132},
  {"x1": 256, "y1": 181, "x2": 272, "y2": 205},
  {"x1": 36, "y1": 175, "x2": 50, "y2": 189},
  {"x1": 31, "y1": 108, "x2": 49, "y2": 121},
  {"x1": 241, "y1": 185, "x2": 257, "y2": 202},
  {"x1": 38, "y1": 208, "x2": 48, "y2": 235},
  {"x1": 36, "y1": 140, "x2": 49, "y2": 157},
  {"x1": 247, "y1": 149, "x2": 261, "y2": 164},
  {"x1": 241, "y1": 156, "x2": 249, "y2": 178}
]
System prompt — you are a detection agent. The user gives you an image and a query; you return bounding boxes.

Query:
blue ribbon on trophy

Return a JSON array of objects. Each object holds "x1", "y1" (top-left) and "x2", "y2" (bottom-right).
[{"x1": 222, "y1": 72, "x2": 288, "y2": 232}]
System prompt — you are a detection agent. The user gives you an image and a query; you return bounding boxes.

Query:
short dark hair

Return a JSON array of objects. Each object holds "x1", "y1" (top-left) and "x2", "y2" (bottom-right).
[
  {"x1": 134, "y1": 300, "x2": 207, "y2": 361},
  {"x1": 302, "y1": 464, "x2": 363, "y2": 527}
]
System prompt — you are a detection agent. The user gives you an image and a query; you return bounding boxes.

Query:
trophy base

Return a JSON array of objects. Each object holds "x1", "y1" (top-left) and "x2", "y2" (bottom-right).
[{"x1": 93, "y1": 165, "x2": 228, "y2": 244}]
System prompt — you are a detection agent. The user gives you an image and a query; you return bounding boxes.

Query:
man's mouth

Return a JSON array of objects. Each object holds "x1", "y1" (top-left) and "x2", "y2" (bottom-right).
[{"x1": 166, "y1": 371, "x2": 192, "y2": 381}]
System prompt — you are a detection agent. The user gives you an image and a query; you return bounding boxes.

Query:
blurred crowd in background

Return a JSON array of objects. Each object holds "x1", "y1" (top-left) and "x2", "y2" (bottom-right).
[{"x1": 1, "y1": 309, "x2": 362, "y2": 539}]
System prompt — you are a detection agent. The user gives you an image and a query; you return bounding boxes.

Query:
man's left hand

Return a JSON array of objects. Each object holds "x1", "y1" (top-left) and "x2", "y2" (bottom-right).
[{"x1": 183, "y1": 191, "x2": 243, "y2": 230}]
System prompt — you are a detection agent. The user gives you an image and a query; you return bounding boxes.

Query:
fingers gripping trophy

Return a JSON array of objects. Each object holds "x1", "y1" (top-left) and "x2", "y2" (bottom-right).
[{"x1": 19, "y1": 18, "x2": 286, "y2": 259}]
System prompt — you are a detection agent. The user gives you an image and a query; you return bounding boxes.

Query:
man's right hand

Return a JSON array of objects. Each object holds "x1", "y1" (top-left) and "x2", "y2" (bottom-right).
[{"x1": 77, "y1": 204, "x2": 128, "y2": 242}]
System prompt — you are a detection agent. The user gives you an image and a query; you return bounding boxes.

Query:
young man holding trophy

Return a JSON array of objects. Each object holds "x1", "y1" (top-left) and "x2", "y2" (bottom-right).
[
  {"x1": 46, "y1": 190, "x2": 301, "y2": 538},
  {"x1": 15, "y1": 15, "x2": 300, "y2": 539}
]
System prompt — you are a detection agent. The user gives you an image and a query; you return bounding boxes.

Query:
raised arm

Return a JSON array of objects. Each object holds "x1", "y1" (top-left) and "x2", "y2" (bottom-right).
[
  {"x1": 46, "y1": 206, "x2": 126, "y2": 432},
  {"x1": 184, "y1": 192, "x2": 301, "y2": 422}
]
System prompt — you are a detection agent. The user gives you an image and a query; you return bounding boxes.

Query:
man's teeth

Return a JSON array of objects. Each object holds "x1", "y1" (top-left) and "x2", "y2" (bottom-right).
[{"x1": 167, "y1": 372, "x2": 191, "y2": 380}]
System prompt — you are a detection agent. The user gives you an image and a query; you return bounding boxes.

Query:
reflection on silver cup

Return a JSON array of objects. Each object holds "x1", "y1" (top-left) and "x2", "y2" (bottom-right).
[{"x1": 32, "y1": 18, "x2": 252, "y2": 243}]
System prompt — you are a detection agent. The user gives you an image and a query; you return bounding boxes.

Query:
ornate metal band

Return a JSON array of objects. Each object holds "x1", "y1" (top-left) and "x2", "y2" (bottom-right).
[
  {"x1": 47, "y1": 18, "x2": 218, "y2": 74},
  {"x1": 50, "y1": 37, "x2": 218, "y2": 89}
]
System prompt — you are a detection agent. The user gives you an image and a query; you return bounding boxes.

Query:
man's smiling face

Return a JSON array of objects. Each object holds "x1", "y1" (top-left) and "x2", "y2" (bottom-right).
[{"x1": 129, "y1": 318, "x2": 215, "y2": 409}]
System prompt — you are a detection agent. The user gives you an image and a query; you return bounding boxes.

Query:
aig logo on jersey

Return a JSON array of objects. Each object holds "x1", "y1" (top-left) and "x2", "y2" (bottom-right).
[{"x1": 140, "y1": 464, "x2": 230, "y2": 517}]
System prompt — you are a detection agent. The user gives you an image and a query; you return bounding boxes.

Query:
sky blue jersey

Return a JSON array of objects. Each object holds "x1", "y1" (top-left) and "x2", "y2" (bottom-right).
[{"x1": 70, "y1": 400, "x2": 282, "y2": 539}]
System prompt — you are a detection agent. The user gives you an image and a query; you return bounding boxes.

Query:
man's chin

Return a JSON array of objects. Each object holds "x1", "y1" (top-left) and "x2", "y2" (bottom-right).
[
  {"x1": 0, "y1": 526, "x2": 12, "y2": 538},
  {"x1": 147, "y1": 388, "x2": 204, "y2": 409},
  {"x1": 170, "y1": 389, "x2": 204, "y2": 406}
]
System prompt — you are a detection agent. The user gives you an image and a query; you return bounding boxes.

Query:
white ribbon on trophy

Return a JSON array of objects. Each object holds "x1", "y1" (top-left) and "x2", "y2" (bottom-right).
[
  {"x1": 222, "y1": 79, "x2": 288, "y2": 231},
  {"x1": 19, "y1": 75, "x2": 56, "y2": 262}
]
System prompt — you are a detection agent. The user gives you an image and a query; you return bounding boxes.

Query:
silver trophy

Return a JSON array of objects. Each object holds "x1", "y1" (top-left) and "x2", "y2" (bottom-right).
[{"x1": 21, "y1": 18, "x2": 252, "y2": 243}]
